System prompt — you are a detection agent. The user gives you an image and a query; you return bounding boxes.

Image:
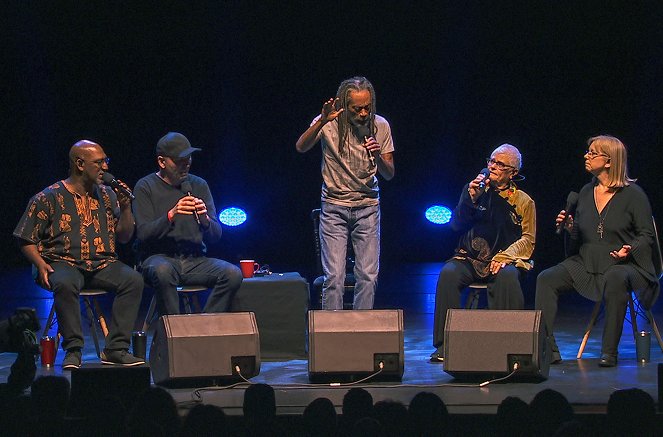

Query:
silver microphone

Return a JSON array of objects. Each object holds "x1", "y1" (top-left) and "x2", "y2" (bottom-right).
[
  {"x1": 356, "y1": 124, "x2": 376, "y2": 166},
  {"x1": 181, "y1": 179, "x2": 201, "y2": 226}
]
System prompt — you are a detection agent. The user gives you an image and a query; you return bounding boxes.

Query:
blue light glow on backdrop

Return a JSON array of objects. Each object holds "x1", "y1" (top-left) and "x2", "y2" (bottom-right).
[
  {"x1": 218, "y1": 207, "x2": 247, "y2": 226},
  {"x1": 425, "y1": 205, "x2": 452, "y2": 225}
]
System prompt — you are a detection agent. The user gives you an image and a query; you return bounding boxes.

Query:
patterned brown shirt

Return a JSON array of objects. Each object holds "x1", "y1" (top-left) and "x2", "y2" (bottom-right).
[{"x1": 14, "y1": 181, "x2": 120, "y2": 271}]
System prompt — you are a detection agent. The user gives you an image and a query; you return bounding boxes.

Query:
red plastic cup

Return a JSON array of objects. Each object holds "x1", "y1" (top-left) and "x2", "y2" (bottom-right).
[
  {"x1": 40, "y1": 336, "x2": 56, "y2": 367},
  {"x1": 240, "y1": 260, "x2": 259, "y2": 278}
]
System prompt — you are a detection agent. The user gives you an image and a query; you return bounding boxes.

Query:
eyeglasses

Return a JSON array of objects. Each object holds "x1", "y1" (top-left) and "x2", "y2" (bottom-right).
[
  {"x1": 486, "y1": 158, "x2": 515, "y2": 171},
  {"x1": 585, "y1": 150, "x2": 608, "y2": 159},
  {"x1": 79, "y1": 157, "x2": 110, "y2": 166}
]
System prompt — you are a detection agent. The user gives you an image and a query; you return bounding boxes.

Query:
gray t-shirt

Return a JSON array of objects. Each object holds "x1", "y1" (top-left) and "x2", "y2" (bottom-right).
[{"x1": 312, "y1": 114, "x2": 394, "y2": 207}]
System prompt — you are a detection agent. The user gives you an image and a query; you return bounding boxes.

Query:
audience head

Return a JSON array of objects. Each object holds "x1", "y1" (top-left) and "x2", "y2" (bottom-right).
[
  {"x1": 127, "y1": 386, "x2": 180, "y2": 437},
  {"x1": 243, "y1": 383, "x2": 276, "y2": 421},
  {"x1": 342, "y1": 387, "x2": 374, "y2": 430},
  {"x1": 180, "y1": 404, "x2": 227, "y2": 437},
  {"x1": 409, "y1": 391, "x2": 449, "y2": 436},
  {"x1": 30, "y1": 375, "x2": 70, "y2": 421},
  {"x1": 373, "y1": 399, "x2": 409, "y2": 437},
  {"x1": 607, "y1": 388, "x2": 655, "y2": 436},
  {"x1": 303, "y1": 397, "x2": 337, "y2": 437},
  {"x1": 351, "y1": 416, "x2": 384, "y2": 437},
  {"x1": 496, "y1": 396, "x2": 530, "y2": 437},
  {"x1": 529, "y1": 389, "x2": 573, "y2": 437}
]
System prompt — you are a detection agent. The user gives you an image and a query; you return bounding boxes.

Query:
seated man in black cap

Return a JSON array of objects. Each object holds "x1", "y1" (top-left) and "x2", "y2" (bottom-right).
[{"x1": 132, "y1": 132, "x2": 243, "y2": 317}]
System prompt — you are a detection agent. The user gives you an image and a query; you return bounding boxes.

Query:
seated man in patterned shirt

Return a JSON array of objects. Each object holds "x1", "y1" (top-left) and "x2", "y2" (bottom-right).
[{"x1": 14, "y1": 140, "x2": 144, "y2": 370}]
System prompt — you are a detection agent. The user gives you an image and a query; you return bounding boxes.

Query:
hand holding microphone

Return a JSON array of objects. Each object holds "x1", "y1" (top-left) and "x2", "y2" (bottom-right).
[
  {"x1": 556, "y1": 191, "x2": 579, "y2": 235},
  {"x1": 181, "y1": 180, "x2": 202, "y2": 226},
  {"x1": 468, "y1": 168, "x2": 490, "y2": 203},
  {"x1": 101, "y1": 172, "x2": 135, "y2": 200},
  {"x1": 357, "y1": 125, "x2": 379, "y2": 166}
]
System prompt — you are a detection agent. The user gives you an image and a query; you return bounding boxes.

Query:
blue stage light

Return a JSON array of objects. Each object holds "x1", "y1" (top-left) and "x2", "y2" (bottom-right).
[
  {"x1": 218, "y1": 207, "x2": 247, "y2": 226},
  {"x1": 425, "y1": 205, "x2": 452, "y2": 225}
]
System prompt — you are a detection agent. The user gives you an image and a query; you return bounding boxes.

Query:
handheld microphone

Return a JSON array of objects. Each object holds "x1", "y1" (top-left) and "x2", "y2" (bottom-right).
[
  {"x1": 356, "y1": 124, "x2": 376, "y2": 166},
  {"x1": 556, "y1": 191, "x2": 579, "y2": 235},
  {"x1": 477, "y1": 168, "x2": 490, "y2": 189},
  {"x1": 180, "y1": 179, "x2": 201, "y2": 226},
  {"x1": 101, "y1": 172, "x2": 135, "y2": 200}
]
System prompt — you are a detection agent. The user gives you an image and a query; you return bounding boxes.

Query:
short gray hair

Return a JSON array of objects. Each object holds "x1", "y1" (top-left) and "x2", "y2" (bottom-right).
[{"x1": 491, "y1": 143, "x2": 522, "y2": 170}]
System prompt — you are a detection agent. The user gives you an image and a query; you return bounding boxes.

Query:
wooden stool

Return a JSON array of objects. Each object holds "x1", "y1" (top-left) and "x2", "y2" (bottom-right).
[{"x1": 42, "y1": 289, "x2": 109, "y2": 358}]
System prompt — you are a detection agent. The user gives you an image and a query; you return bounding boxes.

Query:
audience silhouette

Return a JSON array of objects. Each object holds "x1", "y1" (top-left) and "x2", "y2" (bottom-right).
[
  {"x1": 302, "y1": 397, "x2": 337, "y2": 437},
  {"x1": 0, "y1": 373, "x2": 661, "y2": 435},
  {"x1": 408, "y1": 391, "x2": 449, "y2": 437}
]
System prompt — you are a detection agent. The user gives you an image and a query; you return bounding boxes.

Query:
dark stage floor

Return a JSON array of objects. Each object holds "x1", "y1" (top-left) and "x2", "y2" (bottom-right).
[{"x1": 1, "y1": 262, "x2": 661, "y2": 415}]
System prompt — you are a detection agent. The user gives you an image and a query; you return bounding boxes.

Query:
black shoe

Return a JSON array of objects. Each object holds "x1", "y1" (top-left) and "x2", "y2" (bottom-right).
[
  {"x1": 62, "y1": 349, "x2": 82, "y2": 370},
  {"x1": 550, "y1": 350, "x2": 562, "y2": 365},
  {"x1": 101, "y1": 349, "x2": 145, "y2": 366},
  {"x1": 598, "y1": 354, "x2": 617, "y2": 367},
  {"x1": 429, "y1": 347, "x2": 444, "y2": 363}
]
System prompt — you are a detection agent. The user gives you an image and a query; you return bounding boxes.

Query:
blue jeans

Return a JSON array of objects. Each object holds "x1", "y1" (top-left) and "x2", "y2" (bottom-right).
[
  {"x1": 320, "y1": 202, "x2": 380, "y2": 309},
  {"x1": 141, "y1": 255, "x2": 243, "y2": 315}
]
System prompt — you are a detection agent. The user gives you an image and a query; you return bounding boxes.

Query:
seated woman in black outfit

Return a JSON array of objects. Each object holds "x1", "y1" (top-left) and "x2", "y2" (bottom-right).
[{"x1": 535, "y1": 135, "x2": 660, "y2": 367}]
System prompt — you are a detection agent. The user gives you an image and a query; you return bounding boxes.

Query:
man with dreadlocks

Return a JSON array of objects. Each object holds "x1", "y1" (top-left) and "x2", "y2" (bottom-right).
[{"x1": 296, "y1": 76, "x2": 395, "y2": 310}]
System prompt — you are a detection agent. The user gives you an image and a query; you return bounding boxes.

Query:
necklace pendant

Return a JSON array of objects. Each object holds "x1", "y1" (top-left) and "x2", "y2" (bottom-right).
[{"x1": 597, "y1": 223, "x2": 604, "y2": 239}]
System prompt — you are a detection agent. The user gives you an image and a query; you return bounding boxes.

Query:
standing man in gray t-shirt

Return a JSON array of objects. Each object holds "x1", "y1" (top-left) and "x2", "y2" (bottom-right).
[{"x1": 296, "y1": 76, "x2": 395, "y2": 309}]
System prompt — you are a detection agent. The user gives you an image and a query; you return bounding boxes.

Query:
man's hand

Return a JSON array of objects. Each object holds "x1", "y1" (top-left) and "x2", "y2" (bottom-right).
[
  {"x1": 114, "y1": 179, "x2": 133, "y2": 208},
  {"x1": 362, "y1": 136, "x2": 381, "y2": 160},
  {"x1": 36, "y1": 263, "x2": 54, "y2": 290},
  {"x1": 610, "y1": 244, "x2": 632, "y2": 261},
  {"x1": 194, "y1": 197, "x2": 210, "y2": 228},
  {"x1": 468, "y1": 172, "x2": 490, "y2": 203},
  {"x1": 320, "y1": 97, "x2": 344, "y2": 123},
  {"x1": 489, "y1": 260, "x2": 507, "y2": 275},
  {"x1": 169, "y1": 195, "x2": 198, "y2": 218}
]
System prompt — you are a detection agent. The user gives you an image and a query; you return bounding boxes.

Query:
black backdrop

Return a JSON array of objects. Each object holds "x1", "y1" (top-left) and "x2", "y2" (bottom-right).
[{"x1": 3, "y1": 2, "x2": 662, "y2": 281}]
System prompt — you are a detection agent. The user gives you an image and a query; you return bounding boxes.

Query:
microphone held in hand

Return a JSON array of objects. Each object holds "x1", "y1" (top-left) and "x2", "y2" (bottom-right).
[
  {"x1": 477, "y1": 168, "x2": 490, "y2": 189},
  {"x1": 356, "y1": 124, "x2": 375, "y2": 166},
  {"x1": 181, "y1": 179, "x2": 201, "y2": 226},
  {"x1": 101, "y1": 172, "x2": 135, "y2": 200},
  {"x1": 556, "y1": 191, "x2": 579, "y2": 235}
]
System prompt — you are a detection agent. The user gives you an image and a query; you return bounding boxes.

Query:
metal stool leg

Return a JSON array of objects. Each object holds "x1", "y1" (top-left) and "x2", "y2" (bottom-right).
[
  {"x1": 143, "y1": 295, "x2": 157, "y2": 332},
  {"x1": 647, "y1": 309, "x2": 663, "y2": 352},
  {"x1": 628, "y1": 296, "x2": 639, "y2": 340},
  {"x1": 191, "y1": 295, "x2": 202, "y2": 313},
  {"x1": 43, "y1": 302, "x2": 57, "y2": 338},
  {"x1": 182, "y1": 295, "x2": 193, "y2": 313}
]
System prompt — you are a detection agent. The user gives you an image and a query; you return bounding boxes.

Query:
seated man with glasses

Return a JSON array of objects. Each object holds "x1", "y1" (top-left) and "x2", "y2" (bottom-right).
[
  {"x1": 14, "y1": 140, "x2": 145, "y2": 369},
  {"x1": 132, "y1": 132, "x2": 243, "y2": 318},
  {"x1": 430, "y1": 144, "x2": 536, "y2": 362}
]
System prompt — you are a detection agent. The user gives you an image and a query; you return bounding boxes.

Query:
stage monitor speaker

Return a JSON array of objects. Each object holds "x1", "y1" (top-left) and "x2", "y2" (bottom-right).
[
  {"x1": 443, "y1": 309, "x2": 550, "y2": 381},
  {"x1": 150, "y1": 312, "x2": 260, "y2": 387},
  {"x1": 308, "y1": 309, "x2": 404, "y2": 382},
  {"x1": 68, "y1": 364, "x2": 151, "y2": 418}
]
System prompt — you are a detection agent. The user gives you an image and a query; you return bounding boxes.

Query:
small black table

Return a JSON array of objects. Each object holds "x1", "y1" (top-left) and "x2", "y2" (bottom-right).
[{"x1": 230, "y1": 272, "x2": 309, "y2": 360}]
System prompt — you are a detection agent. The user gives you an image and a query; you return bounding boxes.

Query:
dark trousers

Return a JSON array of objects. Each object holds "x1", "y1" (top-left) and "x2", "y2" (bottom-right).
[
  {"x1": 535, "y1": 263, "x2": 635, "y2": 356},
  {"x1": 141, "y1": 254, "x2": 243, "y2": 315},
  {"x1": 48, "y1": 261, "x2": 143, "y2": 352},
  {"x1": 432, "y1": 259, "x2": 525, "y2": 348}
]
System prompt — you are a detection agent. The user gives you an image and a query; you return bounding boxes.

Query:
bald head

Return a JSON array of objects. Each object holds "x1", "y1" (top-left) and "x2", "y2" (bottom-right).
[{"x1": 69, "y1": 140, "x2": 102, "y2": 162}]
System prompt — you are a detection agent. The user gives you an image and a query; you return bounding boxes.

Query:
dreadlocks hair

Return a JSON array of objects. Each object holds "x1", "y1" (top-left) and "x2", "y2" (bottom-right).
[{"x1": 335, "y1": 76, "x2": 376, "y2": 157}]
